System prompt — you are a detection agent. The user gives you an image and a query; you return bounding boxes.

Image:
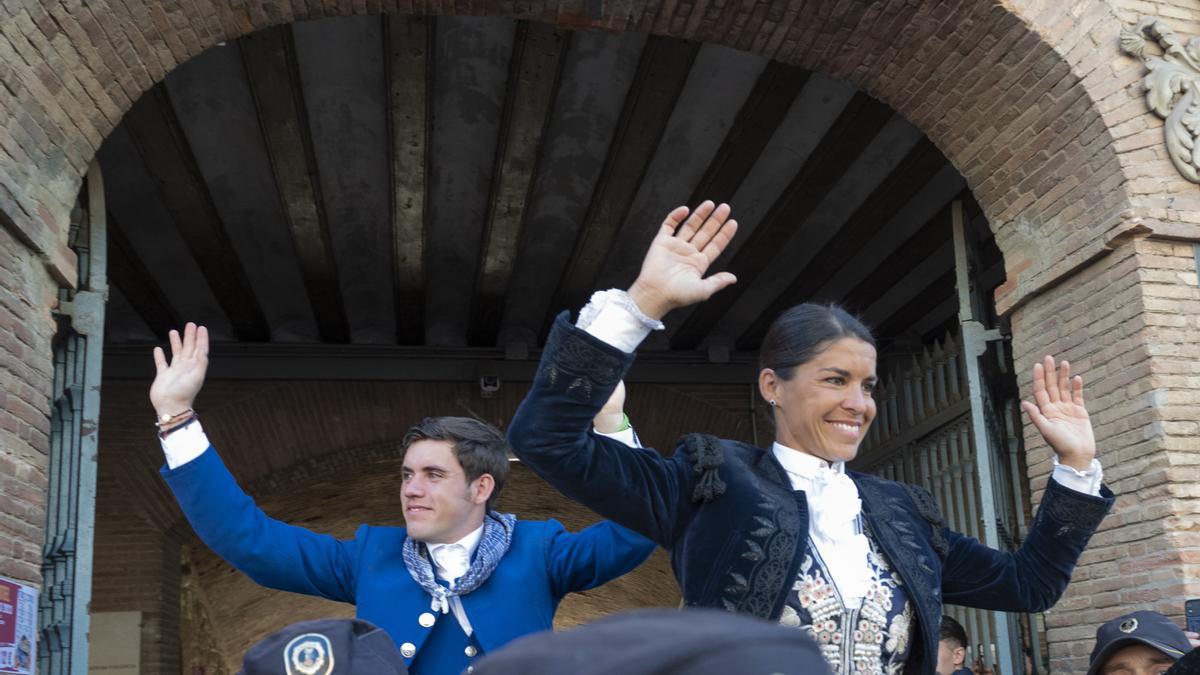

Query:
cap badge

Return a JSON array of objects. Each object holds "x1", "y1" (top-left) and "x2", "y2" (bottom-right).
[
  {"x1": 285, "y1": 633, "x2": 335, "y2": 675},
  {"x1": 1119, "y1": 618, "x2": 1139, "y2": 634}
]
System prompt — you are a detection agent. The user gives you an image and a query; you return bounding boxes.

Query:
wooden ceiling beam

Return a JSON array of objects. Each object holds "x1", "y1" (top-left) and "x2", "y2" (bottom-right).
[
  {"x1": 470, "y1": 22, "x2": 569, "y2": 346},
  {"x1": 122, "y1": 85, "x2": 271, "y2": 342},
  {"x1": 686, "y1": 62, "x2": 809, "y2": 206},
  {"x1": 386, "y1": 15, "x2": 432, "y2": 345},
  {"x1": 736, "y1": 139, "x2": 950, "y2": 348},
  {"x1": 667, "y1": 92, "x2": 894, "y2": 349},
  {"x1": 105, "y1": 210, "x2": 181, "y2": 340},
  {"x1": 240, "y1": 26, "x2": 350, "y2": 343},
  {"x1": 547, "y1": 36, "x2": 700, "y2": 320}
]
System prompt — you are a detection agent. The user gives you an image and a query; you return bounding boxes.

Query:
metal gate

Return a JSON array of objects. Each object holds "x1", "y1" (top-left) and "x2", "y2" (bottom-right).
[
  {"x1": 39, "y1": 162, "x2": 107, "y2": 674},
  {"x1": 851, "y1": 202, "x2": 1040, "y2": 673}
]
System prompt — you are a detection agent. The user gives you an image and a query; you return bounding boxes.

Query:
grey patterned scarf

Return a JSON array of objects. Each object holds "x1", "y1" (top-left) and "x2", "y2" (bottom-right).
[{"x1": 402, "y1": 511, "x2": 516, "y2": 614}]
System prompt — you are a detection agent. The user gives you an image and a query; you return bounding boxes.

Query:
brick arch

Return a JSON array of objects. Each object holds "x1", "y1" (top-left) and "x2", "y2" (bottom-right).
[{"x1": 5, "y1": 1, "x2": 1137, "y2": 310}]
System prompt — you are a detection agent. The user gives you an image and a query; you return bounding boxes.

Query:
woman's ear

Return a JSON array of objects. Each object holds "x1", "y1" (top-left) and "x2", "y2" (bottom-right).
[{"x1": 758, "y1": 368, "x2": 778, "y2": 406}]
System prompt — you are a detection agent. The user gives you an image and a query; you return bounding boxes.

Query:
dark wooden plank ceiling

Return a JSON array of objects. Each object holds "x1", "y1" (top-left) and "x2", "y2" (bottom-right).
[{"x1": 99, "y1": 14, "x2": 1001, "y2": 366}]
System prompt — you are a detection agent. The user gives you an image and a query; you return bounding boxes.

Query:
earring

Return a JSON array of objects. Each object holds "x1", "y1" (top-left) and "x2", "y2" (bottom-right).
[{"x1": 769, "y1": 400, "x2": 777, "y2": 407}]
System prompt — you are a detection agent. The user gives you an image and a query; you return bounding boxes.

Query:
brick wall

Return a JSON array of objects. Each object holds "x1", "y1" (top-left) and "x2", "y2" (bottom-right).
[
  {"x1": 1009, "y1": 236, "x2": 1200, "y2": 672},
  {"x1": 0, "y1": 222, "x2": 57, "y2": 587},
  {"x1": 92, "y1": 378, "x2": 752, "y2": 674}
]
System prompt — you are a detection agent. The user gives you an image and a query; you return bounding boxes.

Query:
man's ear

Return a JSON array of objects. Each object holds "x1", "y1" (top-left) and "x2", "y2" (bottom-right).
[
  {"x1": 953, "y1": 646, "x2": 966, "y2": 668},
  {"x1": 472, "y1": 474, "x2": 495, "y2": 506}
]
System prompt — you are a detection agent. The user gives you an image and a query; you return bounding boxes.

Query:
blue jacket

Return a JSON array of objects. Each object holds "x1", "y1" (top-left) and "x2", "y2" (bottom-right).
[
  {"x1": 507, "y1": 315, "x2": 1114, "y2": 675},
  {"x1": 161, "y1": 446, "x2": 655, "y2": 673}
]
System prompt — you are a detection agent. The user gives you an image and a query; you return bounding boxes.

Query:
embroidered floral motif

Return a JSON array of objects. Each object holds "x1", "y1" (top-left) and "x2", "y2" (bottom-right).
[
  {"x1": 539, "y1": 319, "x2": 629, "y2": 402},
  {"x1": 782, "y1": 534, "x2": 913, "y2": 674}
]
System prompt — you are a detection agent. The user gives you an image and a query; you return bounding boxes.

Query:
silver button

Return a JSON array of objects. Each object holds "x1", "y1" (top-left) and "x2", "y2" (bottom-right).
[
  {"x1": 419, "y1": 612, "x2": 436, "y2": 628},
  {"x1": 400, "y1": 642, "x2": 416, "y2": 658},
  {"x1": 465, "y1": 645, "x2": 478, "y2": 657}
]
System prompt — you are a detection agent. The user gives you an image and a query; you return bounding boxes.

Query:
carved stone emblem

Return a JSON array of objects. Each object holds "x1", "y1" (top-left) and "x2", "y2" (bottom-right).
[{"x1": 1120, "y1": 18, "x2": 1200, "y2": 183}]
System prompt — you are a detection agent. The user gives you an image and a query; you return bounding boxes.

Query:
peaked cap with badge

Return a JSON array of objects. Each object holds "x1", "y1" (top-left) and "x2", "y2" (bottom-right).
[
  {"x1": 239, "y1": 618, "x2": 409, "y2": 675},
  {"x1": 1087, "y1": 610, "x2": 1194, "y2": 675}
]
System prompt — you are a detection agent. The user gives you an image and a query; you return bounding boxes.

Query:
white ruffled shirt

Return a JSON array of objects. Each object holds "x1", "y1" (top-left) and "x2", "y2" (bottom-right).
[{"x1": 771, "y1": 443, "x2": 874, "y2": 608}]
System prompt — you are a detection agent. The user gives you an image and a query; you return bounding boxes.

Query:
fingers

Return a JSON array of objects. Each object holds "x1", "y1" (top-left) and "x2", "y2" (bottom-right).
[
  {"x1": 675, "y1": 201, "x2": 715, "y2": 240},
  {"x1": 1071, "y1": 374, "x2": 1085, "y2": 408},
  {"x1": 152, "y1": 346, "x2": 168, "y2": 374},
  {"x1": 700, "y1": 271, "x2": 738, "y2": 298},
  {"x1": 658, "y1": 205, "x2": 691, "y2": 238},
  {"x1": 168, "y1": 329, "x2": 182, "y2": 365},
  {"x1": 701, "y1": 219, "x2": 738, "y2": 264},
  {"x1": 1031, "y1": 362, "x2": 1050, "y2": 409},
  {"x1": 182, "y1": 322, "x2": 197, "y2": 360},
  {"x1": 688, "y1": 202, "x2": 731, "y2": 251},
  {"x1": 196, "y1": 325, "x2": 210, "y2": 361},
  {"x1": 1020, "y1": 400, "x2": 1049, "y2": 435},
  {"x1": 1043, "y1": 355, "x2": 1060, "y2": 403},
  {"x1": 1057, "y1": 359, "x2": 1071, "y2": 404}
]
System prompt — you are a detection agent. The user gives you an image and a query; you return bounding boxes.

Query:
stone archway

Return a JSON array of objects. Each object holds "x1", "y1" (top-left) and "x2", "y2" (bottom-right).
[{"x1": 4, "y1": 3, "x2": 1198, "y2": 674}]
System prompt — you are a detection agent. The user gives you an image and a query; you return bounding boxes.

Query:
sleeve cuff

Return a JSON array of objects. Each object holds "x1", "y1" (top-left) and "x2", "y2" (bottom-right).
[
  {"x1": 160, "y1": 421, "x2": 211, "y2": 469},
  {"x1": 1051, "y1": 457, "x2": 1103, "y2": 496},
  {"x1": 595, "y1": 426, "x2": 641, "y2": 449},
  {"x1": 577, "y1": 290, "x2": 658, "y2": 353}
]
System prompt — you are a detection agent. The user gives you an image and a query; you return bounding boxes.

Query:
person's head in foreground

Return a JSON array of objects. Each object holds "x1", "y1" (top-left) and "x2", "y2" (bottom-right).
[
  {"x1": 758, "y1": 303, "x2": 877, "y2": 464},
  {"x1": 937, "y1": 614, "x2": 971, "y2": 675},
  {"x1": 399, "y1": 416, "x2": 511, "y2": 545},
  {"x1": 470, "y1": 608, "x2": 833, "y2": 675},
  {"x1": 238, "y1": 618, "x2": 408, "y2": 675},
  {"x1": 1088, "y1": 610, "x2": 1193, "y2": 675}
]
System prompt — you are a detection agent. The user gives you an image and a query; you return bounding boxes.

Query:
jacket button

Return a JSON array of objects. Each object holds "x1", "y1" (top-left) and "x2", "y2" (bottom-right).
[
  {"x1": 419, "y1": 612, "x2": 436, "y2": 628},
  {"x1": 465, "y1": 645, "x2": 478, "y2": 657},
  {"x1": 400, "y1": 642, "x2": 416, "y2": 658}
]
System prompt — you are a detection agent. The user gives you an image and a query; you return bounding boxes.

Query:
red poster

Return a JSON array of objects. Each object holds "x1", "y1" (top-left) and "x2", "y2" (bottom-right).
[{"x1": 0, "y1": 577, "x2": 36, "y2": 675}]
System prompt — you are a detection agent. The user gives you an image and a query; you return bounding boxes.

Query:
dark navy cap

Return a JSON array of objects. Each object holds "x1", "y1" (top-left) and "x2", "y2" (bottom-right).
[
  {"x1": 470, "y1": 608, "x2": 832, "y2": 675},
  {"x1": 237, "y1": 618, "x2": 409, "y2": 675},
  {"x1": 1088, "y1": 611, "x2": 1192, "y2": 675}
]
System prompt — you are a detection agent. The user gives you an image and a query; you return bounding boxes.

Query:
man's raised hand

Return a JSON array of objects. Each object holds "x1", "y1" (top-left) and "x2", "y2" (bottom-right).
[
  {"x1": 627, "y1": 201, "x2": 738, "y2": 321},
  {"x1": 149, "y1": 322, "x2": 210, "y2": 419}
]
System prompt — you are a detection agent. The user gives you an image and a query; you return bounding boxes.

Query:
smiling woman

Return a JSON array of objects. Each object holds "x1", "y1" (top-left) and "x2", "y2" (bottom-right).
[{"x1": 506, "y1": 201, "x2": 1117, "y2": 675}]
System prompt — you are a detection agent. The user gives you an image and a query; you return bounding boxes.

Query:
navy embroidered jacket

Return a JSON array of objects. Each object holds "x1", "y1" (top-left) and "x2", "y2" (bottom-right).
[
  {"x1": 161, "y1": 445, "x2": 655, "y2": 675},
  {"x1": 507, "y1": 314, "x2": 1114, "y2": 675}
]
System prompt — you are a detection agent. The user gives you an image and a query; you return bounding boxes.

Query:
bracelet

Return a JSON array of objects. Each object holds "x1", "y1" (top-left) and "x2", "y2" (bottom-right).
[
  {"x1": 158, "y1": 413, "x2": 199, "y2": 439},
  {"x1": 155, "y1": 407, "x2": 194, "y2": 428}
]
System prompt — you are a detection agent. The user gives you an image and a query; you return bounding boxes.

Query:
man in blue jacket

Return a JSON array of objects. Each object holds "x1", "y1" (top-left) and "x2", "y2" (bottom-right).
[{"x1": 150, "y1": 323, "x2": 655, "y2": 675}]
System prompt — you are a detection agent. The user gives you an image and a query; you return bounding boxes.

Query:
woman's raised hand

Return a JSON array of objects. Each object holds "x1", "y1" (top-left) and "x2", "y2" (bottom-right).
[
  {"x1": 627, "y1": 201, "x2": 739, "y2": 321},
  {"x1": 1019, "y1": 356, "x2": 1097, "y2": 471},
  {"x1": 149, "y1": 322, "x2": 210, "y2": 419}
]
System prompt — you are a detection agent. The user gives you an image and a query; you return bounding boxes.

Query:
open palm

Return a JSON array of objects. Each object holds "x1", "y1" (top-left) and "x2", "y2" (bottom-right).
[
  {"x1": 149, "y1": 322, "x2": 210, "y2": 417},
  {"x1": 627, "y1": 201, "x2": 739, "y2": 320},
  {"x1": 1019, "y1": 356, "x2": 1096, "y2": 470}
]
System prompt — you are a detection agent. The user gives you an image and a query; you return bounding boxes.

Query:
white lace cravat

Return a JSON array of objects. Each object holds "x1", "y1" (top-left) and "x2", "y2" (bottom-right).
[
  {"x1": 431, "y1": 543, "x2": 471, "y2": 588},
  {"x1": 773, "y1": 444, "x2": 873, "y2": 609}
]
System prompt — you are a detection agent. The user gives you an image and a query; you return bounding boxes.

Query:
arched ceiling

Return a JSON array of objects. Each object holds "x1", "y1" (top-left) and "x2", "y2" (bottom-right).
[{"x1": 99, "y1": 14, "x2": 1002, "y2": 370}]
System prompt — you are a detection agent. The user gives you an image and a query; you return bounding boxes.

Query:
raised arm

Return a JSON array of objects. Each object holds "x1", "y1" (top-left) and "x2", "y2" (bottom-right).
[
  {"x1": 508, "y1": 202, "x2": 739, "y2": 546},
  {"x1": 152, "y1": 323, "x2": 360, "y2": 602},
  {"x1": 942, "y1": 356, "x2": 1112, "y2": 610},
  {"x1": 545, "y1": 518, "x2": 657, "y2": 597}
]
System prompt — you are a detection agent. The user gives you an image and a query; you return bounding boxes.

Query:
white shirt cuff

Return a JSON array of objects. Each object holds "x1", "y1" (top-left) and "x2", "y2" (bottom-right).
[
  {"x1": 577, "y1": 290, "x2": 658, "y2": 353},
  {"x1": 595, "y1": 426, "x2": 640, "y2": 448},
  {"x1": 1051, "y1": 457, "x2": 1103, "y2": 496},
  {"x1": 160, "y1": 421, "x2": 211, "y2": 469}
]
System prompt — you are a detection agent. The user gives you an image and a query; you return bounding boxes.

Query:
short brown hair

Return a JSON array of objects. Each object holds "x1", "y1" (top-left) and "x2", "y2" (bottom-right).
[{"x1": 401, "y1": 417, "x2": 510, "y2": 511}]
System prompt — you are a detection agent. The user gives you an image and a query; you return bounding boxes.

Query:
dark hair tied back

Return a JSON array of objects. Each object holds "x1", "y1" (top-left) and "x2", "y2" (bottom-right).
[{"x1": 758, "y1": 303, "x2": 875, "y2": 380}]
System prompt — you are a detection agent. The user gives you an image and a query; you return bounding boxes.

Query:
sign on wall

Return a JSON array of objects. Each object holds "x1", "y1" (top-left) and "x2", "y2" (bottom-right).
[{"x1": 0, "y1": 577, "x2": 37, "y2": 675}]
